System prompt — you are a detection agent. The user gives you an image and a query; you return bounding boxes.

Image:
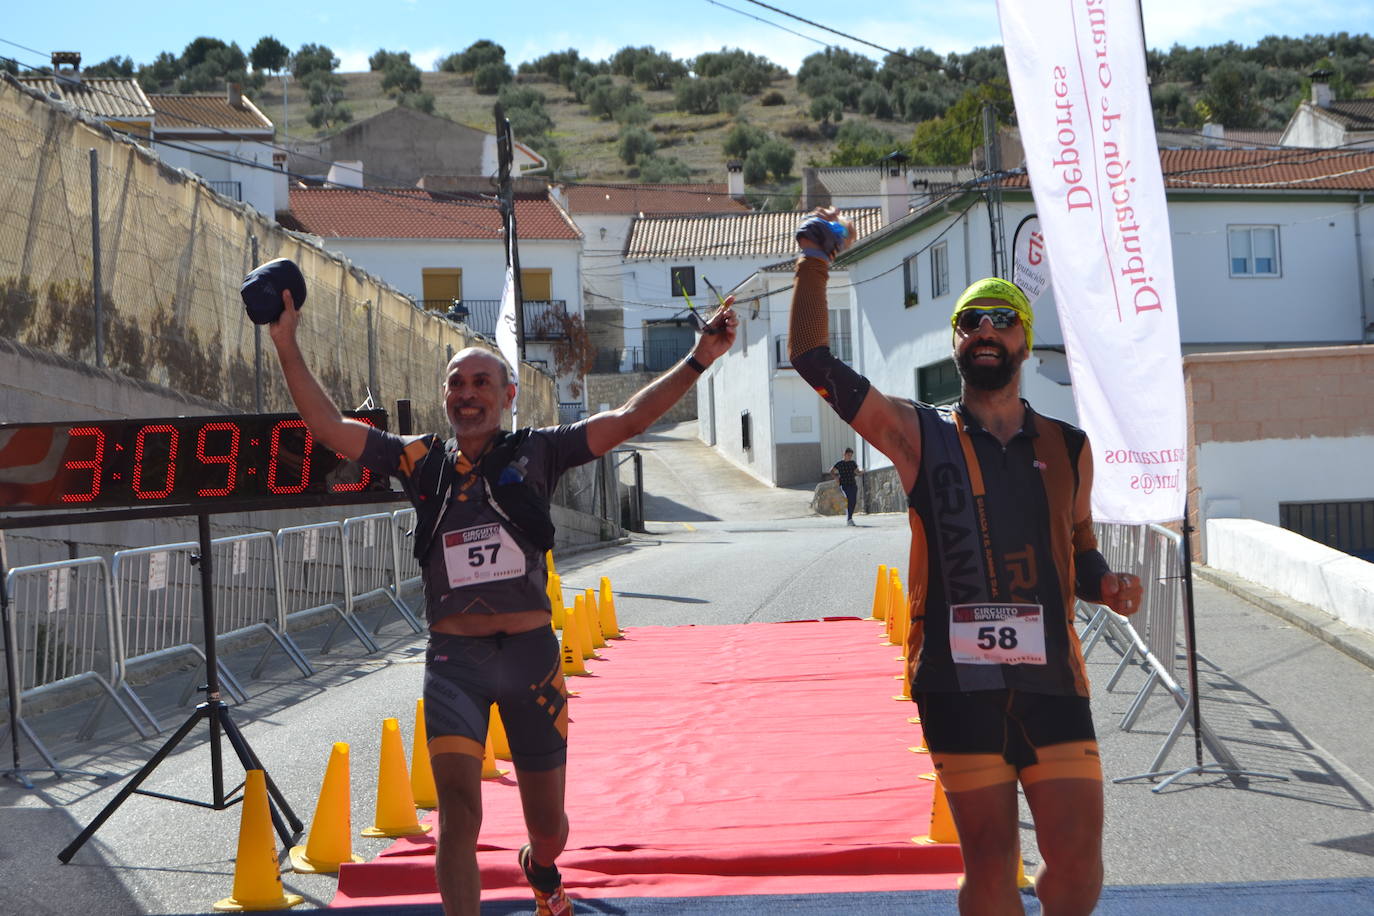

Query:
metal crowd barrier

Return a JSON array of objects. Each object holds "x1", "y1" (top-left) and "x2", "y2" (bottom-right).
[
  {"x1": 393, "y1": 508, "x2": 421, "y2": 597},
  {"x1": 276, "y1": 521, "x2": 377, "y2": 654},
  {"x1": 210, "y1": 531, "x2": 313, "y2": 679},
  {"x1": 341, "y1": 513, "x2": 421, "y2": 636},
  {"x1": 112, "y1": 543, "x2": 249, "y2": 728},
  {"x1": 2, "y1": 557, "x2": 155, "y2": 765}
]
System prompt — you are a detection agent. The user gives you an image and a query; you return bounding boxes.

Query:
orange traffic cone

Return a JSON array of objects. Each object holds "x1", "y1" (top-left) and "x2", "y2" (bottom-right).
[
  {"x1": 489, "y1": 703, "x2": 512, "y2": 760},
  {"x1": 214, "y1": 769, "x2": 304, "y2": 910},
  {"x1": 410, "y1": 699, "x2": 437, "y2": 809},
  {"x1": 289, "y1": 744, "x2": 364, "y2": 874},
  {"x1": 913, "y1": 775, "x2": 959, "y2": 845},
  {"x1": 886, "y1": 573, "x2": 905, "y2": 646},
  {"x1": 482, "y1": 732, "x2": 509, "y2": 779},
  {"x1": 870, "y1": 565, "x2": 889, "y2": 621},
  {"x1": 599, "y1": 577, "x2": 621, "y2": 638},
  {"x1": 574, "y1": 594, "x2": 599, "y2": 660},
  {"x1": 361, "y1": 718, "x2": 430, "y2": 838},
  {"x1": 584, "y1": 588, "x2": 608, "y2": 648}
]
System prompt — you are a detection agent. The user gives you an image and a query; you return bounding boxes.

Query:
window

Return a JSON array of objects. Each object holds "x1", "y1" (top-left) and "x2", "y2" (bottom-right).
[
  {"x1": 930, "y1": 242, "x2": 950, "y2": 298},
  {"x1": 670, "y1": 266, "x2": 696, "y2": 297},
  {"x1": 829, "y1": 308, "x2": 852, "y2": 362},
  {"x1": 1228, "y1": 226, "x2": 1280, "y2": 277},
  {"x1": 521, "y1": 268, "x2": 552, "y2": 301},
  {"x1": 917, "y1": 358, "x2": 960, "y2": 405},
  {"x1": 902, "y1": 254, "x2": 919, "y2": 308},
  {"x1": 421, "y1": 268, "x2": 461, "y2": 311},
  {"x1": 741, "y1": 410, "x2": 752, "y2": 450}
]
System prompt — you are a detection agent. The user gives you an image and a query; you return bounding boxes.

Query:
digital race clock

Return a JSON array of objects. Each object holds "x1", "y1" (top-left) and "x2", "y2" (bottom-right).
[{"x1": 0, "y1": 412, "x2": 394, "y2": 511}]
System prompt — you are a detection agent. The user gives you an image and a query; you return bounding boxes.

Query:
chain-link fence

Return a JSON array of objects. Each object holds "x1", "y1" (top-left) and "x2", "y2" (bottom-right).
[{"x1": 0, "y1": 75, "x2": 556, "y2": 434}]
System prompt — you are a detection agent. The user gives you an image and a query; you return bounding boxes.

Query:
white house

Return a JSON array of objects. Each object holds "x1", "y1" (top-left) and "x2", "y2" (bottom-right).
[
  {"x1": 149, "y1": 86, "x2": 285, "y2": 218},
  {"x1": 553, "y1": 175, "x2": 751, "y2": 370},
  {"x1": 284, "y1": 184, "x2": 587, "y2": 410},
  {"x1": 701, "y1": 147, "x2": 1374, "y2": 533},
  {"x1": 1280, "y1": 72, "x2": 1374, "y2": 150},
  {"x1": 619, "y1": 207, "x2": 884, "y2": 373}
]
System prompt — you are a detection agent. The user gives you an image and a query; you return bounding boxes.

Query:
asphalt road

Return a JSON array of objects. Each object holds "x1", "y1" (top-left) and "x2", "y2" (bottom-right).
[{"x1": 2, "y1": 422, "x2": 1372, "y2": 914}]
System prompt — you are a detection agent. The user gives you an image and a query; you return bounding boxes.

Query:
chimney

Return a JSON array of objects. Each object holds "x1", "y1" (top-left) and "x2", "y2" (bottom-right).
[
  {"x1": 726, "y1": 160, "x2": 744, "y2": 198},
  {"x1": 51, "y1": 51, "x2": 82, "y2": 85},
  {"x1": 1201, "y1": 122, "x2": 1225, "y2": 146},
  {"x1": 879, "y1": 151, "x2": 910, "y2": 225},
  {"x1": 1310, "y1": 69, "x2": 1333, "y2": 108},
  {"x1": 227, "y1": 83, "x2": 243, "y2": 109}
]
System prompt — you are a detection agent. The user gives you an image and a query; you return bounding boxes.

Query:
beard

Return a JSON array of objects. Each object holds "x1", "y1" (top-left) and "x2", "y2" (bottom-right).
[{"x1": 955, "y1": 340, "x2": 1025, "y2": 392}]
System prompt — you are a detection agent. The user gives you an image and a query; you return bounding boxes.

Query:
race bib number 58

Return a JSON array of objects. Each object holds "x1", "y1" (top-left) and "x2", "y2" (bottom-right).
[
  {"x1": 442, "y1": 522, "x2": 526, "y2": 589},
  {"x1": 949, "y1": 603, "x2": 1047, "y2": 666}
]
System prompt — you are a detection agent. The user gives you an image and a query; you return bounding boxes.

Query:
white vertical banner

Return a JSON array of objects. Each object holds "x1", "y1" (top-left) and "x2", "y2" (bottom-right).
[
  {"x1": 997, "y1": 0, "x2": 1186, "y2": 524},
  {"x1": 495, "y1": 262, "x2": 521, "y2": 418}
]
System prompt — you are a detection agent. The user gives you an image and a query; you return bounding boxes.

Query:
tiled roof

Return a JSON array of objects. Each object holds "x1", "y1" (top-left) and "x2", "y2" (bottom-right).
[
  {"x1": 287, "y1": 187, "x2": 581, "y2": 240},
  {"x1": 624, "y1": 208, "x2": 883, "y2": 260},
  {"x1": 562, "y1": 182, "x2": 750, "y2": 215},
  {"x1": 1321, "y1": 100, "x2": 1374, "y2": 130},
  {"x1": 999, "y1": 147, "x2": 1374, "y2": 191},
  {"x1": 1155, "y1": 127, "x2": 1285, "y2": 148},
  {"x1": 16, "y1": 76, "x2": 154, "y2": 119},
  {"x1": 148, "y1": 93, "x2": 273, "y2": 131},
  {"x1": 809, "y1": 167, "x2": 882, "y2": 196}
]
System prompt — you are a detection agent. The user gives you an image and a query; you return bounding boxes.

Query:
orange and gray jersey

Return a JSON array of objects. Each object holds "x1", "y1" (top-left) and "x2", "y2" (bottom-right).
[{"x1": 904, "y1": 401, "x2": 1095, "y2": 697}]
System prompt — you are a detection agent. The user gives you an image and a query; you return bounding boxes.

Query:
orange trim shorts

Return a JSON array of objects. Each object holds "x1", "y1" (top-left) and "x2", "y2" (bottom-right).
[
  {"x1": 914, "y1": 689, "x2": 1102, "y2": 792},
  {"x1": 424, "y1": 627, "x2": 569, "y2": 770}
]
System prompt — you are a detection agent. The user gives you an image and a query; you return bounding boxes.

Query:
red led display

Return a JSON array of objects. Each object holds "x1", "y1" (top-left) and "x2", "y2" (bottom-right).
[{"x1": 0, "y1": 411, "x2": 390, "y2": 510}]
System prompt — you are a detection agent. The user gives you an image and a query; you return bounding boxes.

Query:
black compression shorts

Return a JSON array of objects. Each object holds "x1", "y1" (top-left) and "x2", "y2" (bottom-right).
[
  {"x1": 423, "y1": 627, "x2": 569, "y2": 770},
  {"x1": 915, "y1": 689, "x2": 1101, "y2": 792}
]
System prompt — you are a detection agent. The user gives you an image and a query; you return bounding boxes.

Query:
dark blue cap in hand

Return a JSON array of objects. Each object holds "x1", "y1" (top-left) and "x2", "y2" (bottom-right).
[{"x1": 240, "y1": 258, "x2": 307, "y2": 324}]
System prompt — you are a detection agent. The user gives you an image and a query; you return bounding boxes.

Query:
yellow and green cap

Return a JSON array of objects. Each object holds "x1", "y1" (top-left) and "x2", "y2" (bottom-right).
[{"x1": 950, "y1": 277, "x2": 1034, "y2": 351}]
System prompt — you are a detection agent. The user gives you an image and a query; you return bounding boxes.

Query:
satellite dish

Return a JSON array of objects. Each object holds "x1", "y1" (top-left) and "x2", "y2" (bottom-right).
[{"x1": 1011, "y1": 214, "x2": 1050, "y2": 305}]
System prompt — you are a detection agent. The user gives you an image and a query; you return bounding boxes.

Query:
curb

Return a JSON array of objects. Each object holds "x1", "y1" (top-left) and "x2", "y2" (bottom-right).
[{"x1": 1195, "y1": 565, "x2": 1374, "y2": 672}]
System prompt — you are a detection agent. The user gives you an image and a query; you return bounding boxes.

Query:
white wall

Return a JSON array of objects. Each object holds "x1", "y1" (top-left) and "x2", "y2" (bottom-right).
[
  {"x1": 699, "y1": 276, "x2": 779, "y2": 483},
  {"x1": 1198, "y1": 435, "x2": 1374, "y2": 526},
  {"x1": 1207, "y1": 518, "x2": 1374, "y2": 634},
  {"x1": 156, "y1": 139, "x2": 281, "y2": 219}
]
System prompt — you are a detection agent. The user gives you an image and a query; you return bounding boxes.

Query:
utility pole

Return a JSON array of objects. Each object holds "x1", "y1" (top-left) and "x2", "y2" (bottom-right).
[
  {"x1": 982, "y1": 101, "x2": 1007, "y2": 279},
  {"x1": 495, "y1": 104, "x2": 526, "y2": 359}
]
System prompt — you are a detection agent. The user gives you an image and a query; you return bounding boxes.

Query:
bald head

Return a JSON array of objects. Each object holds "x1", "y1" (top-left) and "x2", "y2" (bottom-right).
[{"x1": 446, "y1": 347, "x2": 510, "y2": 387}]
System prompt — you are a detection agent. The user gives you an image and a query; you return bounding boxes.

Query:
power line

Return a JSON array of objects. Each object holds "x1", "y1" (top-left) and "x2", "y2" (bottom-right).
[{"x1": 731, "y1": 0, "x2": 947, "y2": 71}]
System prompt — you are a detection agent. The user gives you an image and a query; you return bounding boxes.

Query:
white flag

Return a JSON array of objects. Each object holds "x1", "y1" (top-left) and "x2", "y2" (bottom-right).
[
  {"x1": 997, "y1": 0, "x2": 1186, "y2": 524},
  {"x1": 495, "y1": 262, "x2": 520, "y2": 418}
]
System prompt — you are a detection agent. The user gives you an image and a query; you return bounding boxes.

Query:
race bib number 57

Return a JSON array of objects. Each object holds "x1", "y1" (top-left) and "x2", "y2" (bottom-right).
[
  {"x1": 949, "y1": 603, "x2": 1047, "y2": 666},
  {"x1": 442, "y1": 522, "x2": 526, "y2": 589}
]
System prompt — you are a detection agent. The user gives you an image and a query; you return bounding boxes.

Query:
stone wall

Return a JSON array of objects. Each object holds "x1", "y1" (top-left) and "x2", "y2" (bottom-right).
[{"x1": 585, "y1": 371, "x2": 697, "y2": 423}]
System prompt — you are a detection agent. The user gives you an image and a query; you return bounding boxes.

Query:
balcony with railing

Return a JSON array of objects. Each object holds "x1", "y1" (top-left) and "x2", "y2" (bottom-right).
[
  {"x1": 592, "y1": 343, "x2": 695, "y2": 374},
  {"x1": 415, "y1": 299, "x2": 570, "y2": 340},
  {"x1": 207, "y1": 179, "x2": 242, "y2": 201},
  {"x1": 774, "y1": 332, "x2": 852, "y2": 368}
]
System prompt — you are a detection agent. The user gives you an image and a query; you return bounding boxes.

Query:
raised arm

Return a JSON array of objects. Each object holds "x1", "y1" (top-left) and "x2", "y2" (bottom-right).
[
  {"x1": 788, "y1": 212, "x2": 922, "y2": 489},
  {"x1": 584, "y1": 300, "x2": 738, "y2": 457},
  {"x1": 266, "y1": 289, "x2": 373, "y2": 461}
]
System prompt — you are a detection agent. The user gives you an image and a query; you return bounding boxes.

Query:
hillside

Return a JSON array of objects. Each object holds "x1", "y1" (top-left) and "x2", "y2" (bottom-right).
[{"x1": 255, "y1": 69, "x2": 906, "y2": 187}]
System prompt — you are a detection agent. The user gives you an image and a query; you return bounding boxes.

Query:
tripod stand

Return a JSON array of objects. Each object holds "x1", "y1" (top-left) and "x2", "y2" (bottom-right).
[
  {"x1": 1, "y1": 533, "x2": 109, "y2": 789},
  {"x1": 58, "y1": 512, "x2": 302, "y2": 861}
]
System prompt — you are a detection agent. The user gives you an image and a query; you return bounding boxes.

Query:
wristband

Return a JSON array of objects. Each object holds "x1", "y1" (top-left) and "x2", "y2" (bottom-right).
[{"x1": 685, "y1": 356, "x2": 707, "y2": 374}]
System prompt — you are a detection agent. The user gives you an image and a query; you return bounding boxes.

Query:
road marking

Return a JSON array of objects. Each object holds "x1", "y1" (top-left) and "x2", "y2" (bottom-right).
[{"x1": 680, "y1": 522, "x2": 696, "y2": 531}]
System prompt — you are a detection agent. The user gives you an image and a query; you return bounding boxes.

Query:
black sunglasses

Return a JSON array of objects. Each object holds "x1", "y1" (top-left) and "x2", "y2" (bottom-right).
[{"x1": 954, "y1": 307, "x2": 1021, "y2": 332}]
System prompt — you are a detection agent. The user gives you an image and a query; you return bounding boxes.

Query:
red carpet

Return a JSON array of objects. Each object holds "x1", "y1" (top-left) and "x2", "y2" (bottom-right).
[{"x1": 332, "y1": 619, "x2": 962, "y2": 907}]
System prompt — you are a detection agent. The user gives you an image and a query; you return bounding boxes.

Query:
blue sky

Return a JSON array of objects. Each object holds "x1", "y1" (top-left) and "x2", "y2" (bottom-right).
[{"x1": 3, "y1": 0, "x2": 1372, "y2": 75}]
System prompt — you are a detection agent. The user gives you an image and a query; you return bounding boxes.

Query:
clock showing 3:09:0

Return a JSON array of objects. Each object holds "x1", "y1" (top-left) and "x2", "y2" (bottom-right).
[{"x1": 0, "y1": 411, "x2": 393, "y2": 510}]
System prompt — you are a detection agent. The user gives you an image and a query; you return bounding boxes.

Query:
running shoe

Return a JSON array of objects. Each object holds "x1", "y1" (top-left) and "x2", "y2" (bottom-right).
[{"x1": 519, "y1": 843, "x2": 573, "y2": 916}]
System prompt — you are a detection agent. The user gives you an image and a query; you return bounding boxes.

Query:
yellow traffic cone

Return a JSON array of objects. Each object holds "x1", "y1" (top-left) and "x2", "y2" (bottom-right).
[
  {"x1": 410, "y1": 700, "x2": 437, "y2": 809},
  {"x1": 584, "y1": 589, "x2": 608, "y2": 649},
  {"x1": 289, "y1": 744, "x2": 364, "y2": 874},
  {"x1": 547, "y1": 572, "x2": 566, "y2": 630},
  {"x1": 214, "y1": 769, "x2": 305, "y2": 911},
  {"x1": 574, "y1": 594, "x2": 599, "y2": 660},
  {"x1": 1016, "y1": 855, "x2": 1035, "y2": 890},
  {"x1": 546, "y1": 549, "x2": 557, "y2": 578},
  {"x1": 598, "y1": 577, "x2": 622, "y2": 638},
  {"x1": 871, "y1": 565, "x2": 889, "y2": 621},
  {"x1": 482, "y1": 732, "x2": 509, "y2": 779},
  {"x1": 361, "y1": 718, "x2": 430, "y2": 838},
  {"x1": 489, "y1": 703, "x2": 512, "y2": 760},
  {"x1": 913, "y1": 775, "x2": 959, "y2": 845},
  {"x1": 561, "y1": 605, "x2": 587, "y2": 675},
  {"x1": 887, "y1": 574, "x2": 905, "y2": 646}
]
